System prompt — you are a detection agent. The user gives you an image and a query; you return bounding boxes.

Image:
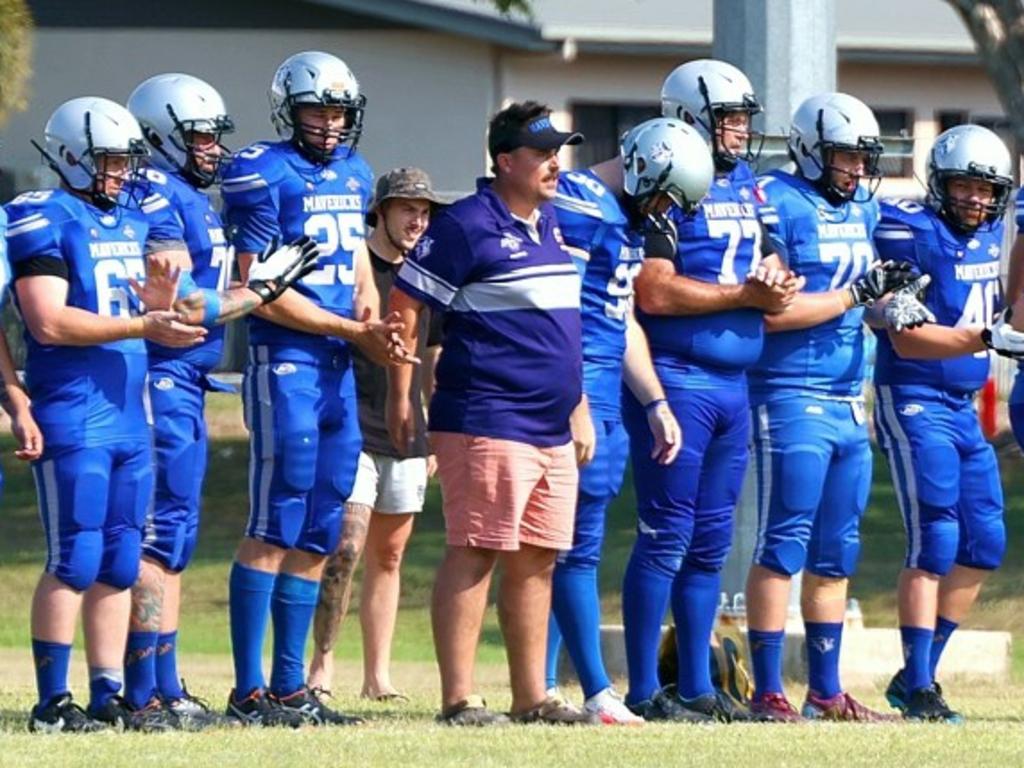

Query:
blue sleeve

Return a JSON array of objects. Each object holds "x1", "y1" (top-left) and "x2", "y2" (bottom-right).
[
  {"x1": 0, "y1": 208, "x2": 8, "y2": 300},
  {"x1": 1015, "y1": 186, "x2": 1024, "y2": 230},
  {"x1": 552, "y1": 181, "x2": 603, "y2": 270},
  {"x1": 221, "y1": 145, "x2": 282, "y2": 253},
  {"x1": 394, "y1": 210, "x2": 477, "y2": 310},
  {"x1": 756, "y1": 175, "x2": 790, "y2": 263},
  {"x1": 5, "y1": 197, "x2": 66, "y2": 267},
  {"x1": 139, "y1": 191, "x2": 186, "y2": 251},
  {"x1": 875, "y1": 201, "x2": 923, "y2": 272}
]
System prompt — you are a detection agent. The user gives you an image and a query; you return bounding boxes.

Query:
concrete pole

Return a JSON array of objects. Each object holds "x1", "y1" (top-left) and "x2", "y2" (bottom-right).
[{"x1": 713, "y1": 0, "x2": 837, "y2": 614}]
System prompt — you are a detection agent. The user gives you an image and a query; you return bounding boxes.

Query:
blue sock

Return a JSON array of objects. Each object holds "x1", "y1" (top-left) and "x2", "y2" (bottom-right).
[
  {"x1": 551, "y1": 563, "x2": 611, "y2": 698},
  {"x1": 123, "y1": 631, "x2": 158, "y2": 708},
  {"x1": 88, "y1": 668, "x2": 122, "y2": 713},
  {"x1": 900, "y1": 625, "x2": 934, "y2": 692},
  {"x1": 930, "y1": 616, "x2": 958, "y2": 680},
  {"x1": 32, "y1": 639, "x2": 71, "y2": 706},
  {"x1": 804, "y1": 621, "x2": 844, "y2": 698},
  {"x1": 155, "y1": 631, "x2": 185, "y2": 700},
  {"x1": 748, "y1": 628, "x2": 785, "y2": 697},
  {"x1": 229, "y1": 562, "x2": 275, "y2": 696},
  {"x1": 269, "y1": 572, "x2": 320, "y2": 697},
  {"x1": 671, "y1": 567, "x2": 720, "y2": 700},
  {"x1": 621, "y1": 554, "x2": 672, "y2": 705},
  {"x1": 545, "y1": 612, "x2": 562, "y2": 692}
]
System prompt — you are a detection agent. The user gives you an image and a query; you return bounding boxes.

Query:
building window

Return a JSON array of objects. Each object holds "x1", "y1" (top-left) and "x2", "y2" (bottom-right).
[
  {"x1": 872, "y1": 108, "x2": 914, "y2": 178},
  {"x1": 936, "y1": 110, "x2": 968, "y2": 134},
  {"x1": 571, "y1": 103, "x2": 661, "y2": 168}
]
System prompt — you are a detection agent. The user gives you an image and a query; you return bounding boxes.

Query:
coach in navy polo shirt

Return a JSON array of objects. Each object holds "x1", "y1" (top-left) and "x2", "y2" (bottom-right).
[{"x1": 388, "y1": 102, "x2": 596, "y2": 725}]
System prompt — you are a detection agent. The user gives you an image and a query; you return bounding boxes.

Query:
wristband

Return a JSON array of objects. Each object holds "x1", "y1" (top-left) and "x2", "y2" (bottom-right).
[
  {"x1": 197, "y1": 288, "x2": 222, "y2": 328},
  {"x1": 644, "y1": 398, "x2": 667, "y2": 413}
]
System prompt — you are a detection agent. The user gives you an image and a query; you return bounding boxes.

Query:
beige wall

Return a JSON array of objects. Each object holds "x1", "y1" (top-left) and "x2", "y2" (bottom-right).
[{"x1": 0, "y1": 28, "x2": 497, "y2": 193}]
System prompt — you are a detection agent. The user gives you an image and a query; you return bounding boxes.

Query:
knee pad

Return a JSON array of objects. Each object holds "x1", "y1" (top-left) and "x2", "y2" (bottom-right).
[
  {"x1": 560, "y1": 491, "x2": 608, "y2": 569},
  {"x1": 957, "y1": 517, "x2": 1007, "y2": 571},
  {"x1": 684, "y1": 507, "x2": 734, "y2": 573},
  {"x1": 52, "y1": 530, "x2": 104, "y2": 591},
  {"x1": 757, "y1": 537, "x2": 808, "y2": 576},
  {"x1": 631, "y1": 516, "x2": 689, "y2": 579},
  {"x1": 909, "y1": 509, "x2": 959, "y2": 575},
  {"x1": 98, "y1": 529, "x2": 142, "y2": 589}
]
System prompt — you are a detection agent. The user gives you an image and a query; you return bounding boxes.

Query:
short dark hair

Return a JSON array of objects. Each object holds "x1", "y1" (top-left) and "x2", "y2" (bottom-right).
[{"x1": 488, "y1": 100, "x2": 551, "y2": 171}]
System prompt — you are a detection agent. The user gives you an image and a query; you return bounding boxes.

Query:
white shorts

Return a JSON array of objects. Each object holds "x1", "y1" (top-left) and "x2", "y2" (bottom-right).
[{"x1": 346, "y1": 451, "x2": 428, "y2": 514}]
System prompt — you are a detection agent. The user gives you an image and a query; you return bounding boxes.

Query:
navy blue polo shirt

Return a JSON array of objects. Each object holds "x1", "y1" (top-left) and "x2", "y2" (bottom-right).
[{"x1": 395, "y1": 179, "x2": 583, "y2": 446}]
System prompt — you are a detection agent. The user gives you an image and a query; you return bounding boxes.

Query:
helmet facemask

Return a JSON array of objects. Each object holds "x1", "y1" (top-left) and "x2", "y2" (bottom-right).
[
  {"x1": 930, "y1": 165, "x2": 1011, "y2": 233},
  {"x1": 151, "y1": 103, "x2": 235, "y2": 188},
  {"x1": 287, "y1": 88, "x2": 366, "y2": 164},
  {"x1": 696, "y1": 76, "x2": 763, "y2": 171}
]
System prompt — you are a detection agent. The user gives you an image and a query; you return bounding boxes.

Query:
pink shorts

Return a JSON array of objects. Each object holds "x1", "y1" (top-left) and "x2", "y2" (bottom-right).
[{"x1": 430, "y1": 432, "x2": 578, "y2": 551}]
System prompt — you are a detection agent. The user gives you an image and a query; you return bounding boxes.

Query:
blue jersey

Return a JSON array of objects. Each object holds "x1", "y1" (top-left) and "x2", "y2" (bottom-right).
[
  {"x1": 221, "y1": 141, "x2": 373, "y2": 360},
  {"x1": 553, "y1": 169, "x2": 642, "y2": 419},
  {"x1": 638, "y1": 161, "x2": 767, "y2": 382},
  {"x1": 0, "y1": 206, "x2": 9, "y2": 302},
  {"x1": 138, "y1": 167, "x2": 232, "y2": 370},
  {"x1": 395, "y1": 180, "x2": 582, "y2": 447},
  {"x1": 749, "y1": 170, "x2": 880, "y2": 399},
  {"x1": 873, "y1": 200, "x2": 1002, "y2": 395},
  {"x1": 4, "y1": 188, "x2": 178, "y2": 450}
]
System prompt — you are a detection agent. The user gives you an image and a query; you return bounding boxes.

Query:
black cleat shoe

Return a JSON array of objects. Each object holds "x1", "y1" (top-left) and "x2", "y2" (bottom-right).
[
  {"x1": 903, "y1": 685, "x2": 963, "y2": 724},
  {"x1": 226, "y1": 688, "x2": 305, "y2": 728},
  {"x1": 89, "y1": 696, "x2": 180, "y2": 732},
  {"x1": 272, "y1": 686, "x2": 364, "y2": 726},
  {"x1": 29, "y1": 693, "x2": 106, "y2": 734},
  {"x1": 886, "y1": 670, "x2": 945, "y2": 714},
  {"x1": 627, "y1": 686, "x2": 713, "y2": 723},
  {"x1": 678, "y1": 690, "x2": 755, "y2": 723},
  {"x1": 165, "y1": 682, "x2": 234, "y2": 731}
]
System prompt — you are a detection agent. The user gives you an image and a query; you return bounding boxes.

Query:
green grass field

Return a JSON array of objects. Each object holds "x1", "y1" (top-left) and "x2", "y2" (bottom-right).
[{"x1": 1, "y1": 393, "x2": 1023, "y2": 766}]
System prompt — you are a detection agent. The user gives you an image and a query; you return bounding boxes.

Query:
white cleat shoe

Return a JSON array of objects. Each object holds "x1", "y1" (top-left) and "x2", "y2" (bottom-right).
[{"x1": 584, "y1": 687, "x2": 645, "y2": 725}]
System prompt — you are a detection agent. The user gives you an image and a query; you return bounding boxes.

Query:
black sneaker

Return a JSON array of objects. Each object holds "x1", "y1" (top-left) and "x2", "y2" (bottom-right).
[
  {"x1": 903, "y1": 685, "x2": 963, "y2": 724},
  {"x1": 273, "y1": 686, "x2": 364, "y2": 726},
  {"x1": 225, "y1": 688, "x2": 305, "y2": 728},
  {"x1": 678, "y1": 690, "x2": 755, "y2": 723},
  {"x1": 437, "y1": 695, "x2": 510, "y2": 726},
  {"x1": 165, "y1": 682, "x2": 234, "y2": 731},
  {"x1": 627, "y1": 686, "x2": 713, "y2": 723},
  {"x1": 90, "y1": 696, "x2": 180, "y2": 732},
  {"x1": 29, "y1": 693, "x2": 106, "y2": 733}
]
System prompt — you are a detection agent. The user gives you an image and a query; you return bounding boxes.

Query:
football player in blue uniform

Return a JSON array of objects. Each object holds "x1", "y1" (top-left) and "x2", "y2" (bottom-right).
[
  {"x1": 9, "y1": 97, "x2": 211, "y2": 732},
  {"x1": 545, "y1": 118, "x2": 712, "y2": 723},
  {"x1": 220, "y1": 51, "x2": 411, "y2": 727},
  {"x1": 621, "y1": 60, "x2": 802, "y2": 722},
  {"x1": 123, "y1": 73, "x2": 317, "y2": 730},
  {"x1": 745, "y1": 93, "x2": 919, "y2": 722},
  {"x1": 871, "y1": 125, "x2": 1022, "y2": 722}
]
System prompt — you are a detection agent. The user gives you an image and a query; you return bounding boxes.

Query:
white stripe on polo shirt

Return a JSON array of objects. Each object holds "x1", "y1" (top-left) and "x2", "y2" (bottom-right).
[
  {"x1": 450, "y1": 270, "x2": 581, "y2": 313},
  {"x1": 397, "y1": 259, "x2": 457, "y2": 306}
]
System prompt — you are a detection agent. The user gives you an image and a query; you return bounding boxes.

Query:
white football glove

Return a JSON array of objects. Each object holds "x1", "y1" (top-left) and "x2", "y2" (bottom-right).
[
  {"x1": 981, "y1": 308, "x2": 1024, "y2": 358},
  {"x1": 884, "y1": 275, "x2": 935, "y2": 333},
  {"x1": 248, "y1": 236, "x2": 321, "y2": 304}
]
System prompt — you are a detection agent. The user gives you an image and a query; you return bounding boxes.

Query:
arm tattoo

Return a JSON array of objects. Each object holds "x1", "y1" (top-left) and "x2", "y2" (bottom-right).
[
  {"x1": 173, "y1": 288, "x2": 262, "y2": 326},
  {"x1": 313, "y1": 504, "x2": 372, "y2": 654}
]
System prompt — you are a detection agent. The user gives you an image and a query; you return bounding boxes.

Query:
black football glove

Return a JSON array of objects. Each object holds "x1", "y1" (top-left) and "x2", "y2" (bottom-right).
[
  {"x1": 847, "y1": 260, "x2": 918, "y2": 307},
  {"x1": 247, "y1": 236, "x2": 321, "y2": 304}
]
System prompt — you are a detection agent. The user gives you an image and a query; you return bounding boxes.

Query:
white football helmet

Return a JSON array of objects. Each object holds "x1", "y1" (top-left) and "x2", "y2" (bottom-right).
[
  {"x1": 788, "y1": 92, "x2": 883, "y2": 202},
  {"x1": 128, "y1": 73, "x2": 234, "y2": 188},
  {"x1": 927, "y1": 124, "x2": 1012, "y2": 229},
  {"x1": 661, "y1": 59, "x2": 762, "y2": 170},
  {"x1": 621, "y1": 118, "x2": 714, "y2": 215},
  {"x1": 269, "y1": 50, "x2": 366, "y2": 161},
  {"x1": 35, "y1": 96, "x2": 148, "y2": 209}
]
